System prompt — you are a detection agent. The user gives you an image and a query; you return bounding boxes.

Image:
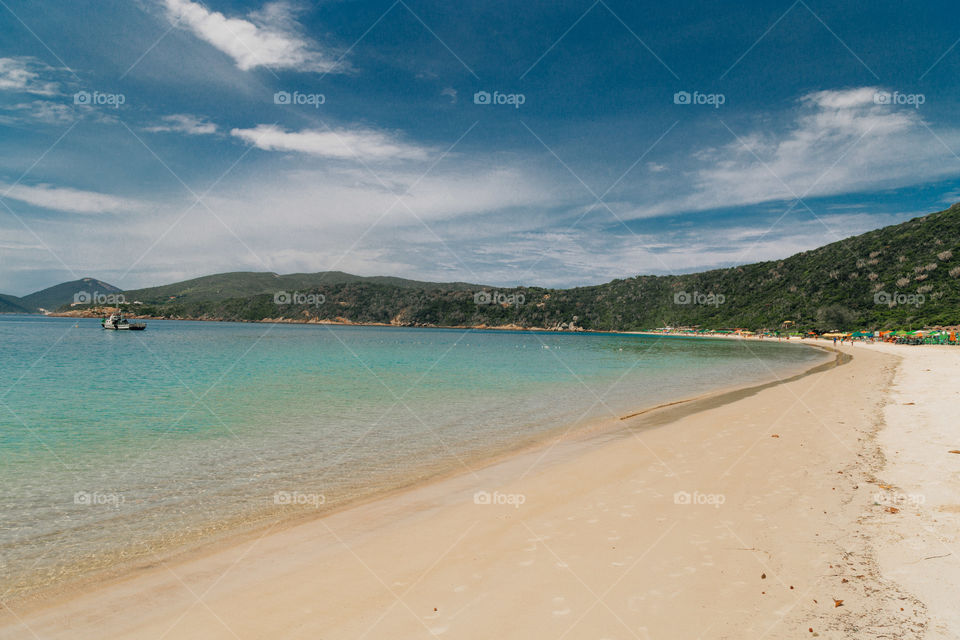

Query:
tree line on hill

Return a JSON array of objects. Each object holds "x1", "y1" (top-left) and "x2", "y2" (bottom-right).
[{"x1": 47, "y1": 203, "x2": 960, "y2": 332}]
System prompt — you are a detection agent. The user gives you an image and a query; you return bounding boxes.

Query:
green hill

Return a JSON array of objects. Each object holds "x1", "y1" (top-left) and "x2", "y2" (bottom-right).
[
  {"x1": 0, "y1": 278, "x2": 121, "y2": 313},
  {"x1": 126, "y1": 203, "x2": 960, "y2": 331},
  {"x1": 0, "y1": 294, "x2": 32, "y2": 314},
  {"x1": 57, "y1": 202, "x2": 960, "y2": 331},
  {"x1": 121, "y1": 271, "x2": 484, "y2": 305}
]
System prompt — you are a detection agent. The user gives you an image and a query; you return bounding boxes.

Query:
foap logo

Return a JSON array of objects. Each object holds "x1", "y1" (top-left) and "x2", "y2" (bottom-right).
[
  {"x1": 673, "y1": 490, "x2": 725, "y2": 509},
  {"x1": 274, "y1": 491, "x2": 325, "y2": 507},
  {"x1": 73, "y1": 291, "x2": 126, "y2": 305},
  {"x1": 274, "y1": 291, "x2": 326, "y2": 307},
  {"x1": 274, "y1": 90, "x2": 325, "y2": 108},
  {"x1": 674, "y1": 291, "x2": 725, "y2": 307},
  {"x1": 73, "y1": 90, "x2": 125, "y2": 108},
  {"x1": 474, "y1": 90, "x2": 526, "y2": 109},
  {"x1": 74, "y1": 491, "x2": 125, "y2": 507},
  {"x1": 874, "y1": 291, "x2": 925, "y2": 308},
  {"x1": 673, "y1": 90, "x2": 725, "y2": 108},
  {"x1": 473, "y1": 490, "x2": 526, "y2": 508},
  {"x1": 474, "y1": 290, "x2": 525, "y2": 306},
  {"x1": 873, "y1": 90, "x2": 925, "y2": 108},
  {"x1": 873, "y1": 491, "x2": 925, "y2": 507}
]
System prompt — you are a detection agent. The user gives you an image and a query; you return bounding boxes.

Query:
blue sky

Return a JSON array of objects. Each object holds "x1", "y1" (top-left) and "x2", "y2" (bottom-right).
[{"x1": 2, "y1": 0, "x2": 960, "y2": 294}]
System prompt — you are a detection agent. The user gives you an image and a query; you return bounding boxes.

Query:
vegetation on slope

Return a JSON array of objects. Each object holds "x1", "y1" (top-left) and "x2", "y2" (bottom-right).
[
  {"x1": 0, "y1": 278, "x2": 121, "y2": 313},
  {"x1": 63, "y1": 204, "x2": 960, "y2": 331},
  {"x1": 121, "y1": 271, "x2": 483, "y2": 305}
]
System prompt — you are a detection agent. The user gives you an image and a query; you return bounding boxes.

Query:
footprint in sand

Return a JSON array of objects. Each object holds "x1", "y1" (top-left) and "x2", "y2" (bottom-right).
[
  {"x1": 552, "y1": 596, "x2": 571, "y2": 616},
  {"x1": 453, "y1": 585, "x2": 467, "y2": 593},
  {"x1": 518, "y1": 558, "x2": 535, "y2": 567},
  {"x1": 628, "y1": 593, "x2": 661, "y2": 610}
]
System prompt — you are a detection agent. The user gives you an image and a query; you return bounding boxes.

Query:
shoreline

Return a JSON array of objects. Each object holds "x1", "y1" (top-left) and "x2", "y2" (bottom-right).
[
  {"x1": 4, "y1": 342, "x2": 954, "y2": 638},
  {"x1": 30, "y1": 312, "x2": 946, "y2": 349},
  {"x1": 44, "y1": 310, "x2": 569, "y2": 332},
  {"x1": 28, "y1": 311, "x2": 814, "y2": 339},
  {"x1": 0, "y1": 340, "x2": 833, "y2": 614}
]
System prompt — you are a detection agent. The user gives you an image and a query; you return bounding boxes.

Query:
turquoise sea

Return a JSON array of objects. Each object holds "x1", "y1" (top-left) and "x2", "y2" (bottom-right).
[{"x1": 0, "y1": 316, "x2": 826, "y2": 597}]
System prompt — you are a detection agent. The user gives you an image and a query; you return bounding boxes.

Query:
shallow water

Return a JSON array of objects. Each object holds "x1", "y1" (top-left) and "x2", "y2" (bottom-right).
[{"x1": 0, "y1": 316, "x2": 824, "y2": 596}]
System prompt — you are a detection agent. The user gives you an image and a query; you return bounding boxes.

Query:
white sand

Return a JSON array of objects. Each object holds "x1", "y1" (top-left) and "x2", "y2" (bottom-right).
[{"x1": 853, "y1": 343, "x2": 960, "y2": 639}]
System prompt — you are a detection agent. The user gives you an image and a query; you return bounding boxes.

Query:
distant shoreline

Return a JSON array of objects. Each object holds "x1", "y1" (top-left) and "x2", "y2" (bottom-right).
[
  {"x1": 47, "y1": 308, "x2": 577, "y2": 332},
  {"x1": 38, "y1": 310, "x2": 805, "y2": 339}
]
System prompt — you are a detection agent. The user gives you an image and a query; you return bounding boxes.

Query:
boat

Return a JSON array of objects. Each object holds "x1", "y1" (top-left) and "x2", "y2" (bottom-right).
[{"x1": 101, "y1": 312, "x2": 146, "y2": 331}]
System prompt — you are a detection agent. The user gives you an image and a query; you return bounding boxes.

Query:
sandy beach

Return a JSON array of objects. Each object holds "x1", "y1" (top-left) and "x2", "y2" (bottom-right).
[
  {"x1": 857, "y1": 343, "x2": 960, "y2": 639},
  {"x1": 2, "y1": 343, "x2": 957, "y2": 639}
]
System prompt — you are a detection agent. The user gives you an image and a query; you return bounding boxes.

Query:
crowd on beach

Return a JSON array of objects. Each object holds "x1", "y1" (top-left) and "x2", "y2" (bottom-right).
[
  {"x1": 827, "y1": 329, "x2": 959, "y2": 345},
  {"x1": 649, "y1": 326, "x2": 960, "y2": 346}
]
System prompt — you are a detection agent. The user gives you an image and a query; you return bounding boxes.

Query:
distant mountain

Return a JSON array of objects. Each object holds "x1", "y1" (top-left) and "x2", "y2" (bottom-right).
[
  {"x1": 121, "y1": 271, "x2": 484, "y2": 304},
  {"x1": 101, "y1": 203, "x2": 960, "y2": 332},
  {"x1": 0, "y1": 293, "x2": 32, "y2": 314},
  {"x1": 0, "y1": 278, "x2": 122, "y2": 313}
]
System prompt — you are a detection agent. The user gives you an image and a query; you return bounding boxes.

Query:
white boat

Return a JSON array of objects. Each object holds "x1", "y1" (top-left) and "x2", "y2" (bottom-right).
[{"x1": 101, "y1": 312, "x2": 146, "y2": 331}]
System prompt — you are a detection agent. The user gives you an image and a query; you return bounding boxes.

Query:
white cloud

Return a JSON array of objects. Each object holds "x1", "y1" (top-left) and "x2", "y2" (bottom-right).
[
  {"x1": 0, "y1": 100, "x2": 74, "y2": 125},
  {"x1": 803, "y1": 87, "x2": 877, "y2": 110},
  {"x1": 8, "y1": 84, "x2": 958, "y2": 291},
  {"x1": 938, "y1": 189, "x2": 960, "y2": 205},
  {"x1": 0, "y1": 57, "x2": 60, "y2": 95},
  {"x1": 390, "y1": 209, "x2": 913, "y2": 287},
  {"x1": 3, "y1": 161, "x2": 563, "y2": 289},
  {"x1": 146, "y1": 113, "x2": 218, "y2": 135},
  {"x1": 162, "y1": 0, "x2": 338, "y2": 72},
  {"x1": 230, "y1": 124, "x2": 432, "y2": 161},
  {"x1": 626, "y1": 86, "x2": 960, "y2": 220},
  {"x1": 0, "y1": 184, "x2": 144, "y2": 214}
]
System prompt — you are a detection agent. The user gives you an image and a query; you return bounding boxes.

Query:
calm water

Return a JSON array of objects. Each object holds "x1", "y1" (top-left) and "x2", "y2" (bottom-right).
[{"x1": 0, "y1": 316, "x2": 825, "y2": 596}]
